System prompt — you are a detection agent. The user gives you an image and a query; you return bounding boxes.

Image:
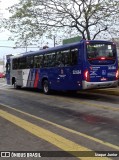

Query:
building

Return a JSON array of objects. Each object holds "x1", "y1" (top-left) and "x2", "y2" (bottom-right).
[{"x1": 0, "y1": 59, "x2": 4, "y2": 73}]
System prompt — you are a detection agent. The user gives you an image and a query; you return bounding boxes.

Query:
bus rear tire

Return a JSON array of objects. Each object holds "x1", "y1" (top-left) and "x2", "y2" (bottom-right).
[{"x1": 43, "y1": 80, "x2": 50, "y2": 94}]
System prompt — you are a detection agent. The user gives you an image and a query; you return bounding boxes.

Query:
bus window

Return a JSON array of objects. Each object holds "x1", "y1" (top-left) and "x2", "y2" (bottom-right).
[
  {"x1": 46, "y1": 54, "x2": 51, "y2": 67},
  {"x1": 87, "y1": 44, "x2": 116, "y2": 59},
  {"x1": 51, "y1": 53, "x2": 56, "y2": 67},
  {"x1": 87, "y1": 43, "x2": 116, "y2": 65},
  {"x1": 39, "y1": 55, "x2": 43, "y2": 68},
  {"x1": 19, "y1": 57, "x2": 26, "y2": 69},
  {"x1": 13, "y1": 59, "x2": 18, "y2": 70},
  {"x1": 61, "y1": 50, "x2": 71, "y2": 66},
  {"x1": 47, "y1": 53, "x2": 56, "y2": 67},
  {"x1": 26, "y1": 56, "x2": 34, "y2": 68},
  {"x1": 56, "y1": 50, "x2": 71, "y2": 67},
  {"x1": 71, "y1": 48, "x2": 78, "y2": 65},
  {"x1": 34, "y1": 55, "x2": 44, "y2": 68},
  {"x1": 44, "y1": 54, "x2": 49, "y2": 67},
  {"x1": 34, "y1": 55, "x2": 40, "y2": 68},
  {"x1": 56, "y1": 51, "x2": 64, "y2": 67}
]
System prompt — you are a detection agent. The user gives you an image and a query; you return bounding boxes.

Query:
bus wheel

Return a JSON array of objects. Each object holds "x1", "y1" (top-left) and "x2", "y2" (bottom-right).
[{"x1": 43, "y1": 80, "x2": 50, "y2": 94}]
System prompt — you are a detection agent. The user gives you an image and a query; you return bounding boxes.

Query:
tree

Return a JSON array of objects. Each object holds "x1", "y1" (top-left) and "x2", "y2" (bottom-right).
[{"x1": 2, "y1": 0, "x2": 119, "y2": 45}]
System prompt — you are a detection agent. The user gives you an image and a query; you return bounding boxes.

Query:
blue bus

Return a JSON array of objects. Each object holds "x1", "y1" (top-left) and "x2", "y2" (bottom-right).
[{"x1": 6, "y1": 39, "x2": 119, "y2": 94}]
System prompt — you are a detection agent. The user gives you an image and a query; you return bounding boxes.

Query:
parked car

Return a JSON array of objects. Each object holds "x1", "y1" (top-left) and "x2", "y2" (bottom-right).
[{"x1": 0, "y1": 73, "x2": 5, "y2": 78}]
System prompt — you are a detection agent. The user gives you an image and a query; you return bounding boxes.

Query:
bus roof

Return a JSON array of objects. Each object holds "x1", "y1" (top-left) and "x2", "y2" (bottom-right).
[{"x1": 11, "y1": 39, "x2": 113, "y2": 59}]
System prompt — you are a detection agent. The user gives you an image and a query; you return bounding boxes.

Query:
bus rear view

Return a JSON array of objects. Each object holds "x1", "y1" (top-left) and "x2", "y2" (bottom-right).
[{"x1": 82, "y1": 41, "x2": 119, "y2": 89}]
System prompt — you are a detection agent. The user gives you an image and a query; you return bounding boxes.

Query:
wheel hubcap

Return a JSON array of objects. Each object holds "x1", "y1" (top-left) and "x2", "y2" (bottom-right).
[{"x1": 44, "y1": 83, "x2": 48, "y2": 93}]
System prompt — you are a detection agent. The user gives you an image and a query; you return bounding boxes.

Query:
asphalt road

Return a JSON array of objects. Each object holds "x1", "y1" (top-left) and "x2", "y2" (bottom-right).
[{"x1": 0, "y1": 79, "x2": 119, "y2": 160}]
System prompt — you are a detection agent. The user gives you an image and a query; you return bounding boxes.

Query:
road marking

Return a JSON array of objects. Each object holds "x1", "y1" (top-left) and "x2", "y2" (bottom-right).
[
  {"x1": 0, "y1": 102, "x2": 119, "y2": 151},
  {"x1": 0, "y1": 109, "x2": 111, "y2": 160},
  {"x1": 73, "y1": 99, "x2": 119, "y2": 112}
]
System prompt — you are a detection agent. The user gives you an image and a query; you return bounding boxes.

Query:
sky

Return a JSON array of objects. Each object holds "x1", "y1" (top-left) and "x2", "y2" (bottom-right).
[
  {"x1": 0, "y1": 0, "x2": 25, "y2": 60},
  {"x1": 0, "y1": 0, "x2": 44, "y2": 60}
]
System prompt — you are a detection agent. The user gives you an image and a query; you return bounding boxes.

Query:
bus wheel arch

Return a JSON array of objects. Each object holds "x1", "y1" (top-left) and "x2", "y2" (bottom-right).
[{"x1": 42, "y1": 78, "x2": 50, "y2": 94}]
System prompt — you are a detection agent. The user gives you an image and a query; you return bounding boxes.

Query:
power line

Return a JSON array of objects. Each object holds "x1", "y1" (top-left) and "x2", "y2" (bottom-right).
[
  {"x1": 0, "y1": 46, "x2": 39, "y2": 48},
  {"x1": 0, "y1": 46, "x2": 14, "y2": 48}
]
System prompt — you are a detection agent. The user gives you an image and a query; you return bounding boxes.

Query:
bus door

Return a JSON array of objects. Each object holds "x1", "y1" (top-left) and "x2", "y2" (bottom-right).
[
  {"x1": 16, "y1": 70, "x2": 23, "y2": 86},
  {"x1": 6, "y1": 59, "x2": 11, "y2": 84}
]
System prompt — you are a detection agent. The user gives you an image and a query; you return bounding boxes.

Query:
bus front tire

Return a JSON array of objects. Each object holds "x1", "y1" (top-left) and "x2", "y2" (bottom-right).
[{"x1": 43, "y1": 80, "x2": 50, "y2": 94}]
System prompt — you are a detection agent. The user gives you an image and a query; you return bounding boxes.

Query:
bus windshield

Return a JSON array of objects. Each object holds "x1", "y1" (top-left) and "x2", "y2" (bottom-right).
[{"x1": 87, "y1": 43, "x2": 116, "y2": 60}]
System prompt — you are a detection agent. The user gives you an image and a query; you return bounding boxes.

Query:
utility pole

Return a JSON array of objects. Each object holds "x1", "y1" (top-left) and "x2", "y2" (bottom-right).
[
  {"x1": 24, "y1": 40, "x2": 27, "y2": 52},
  {"x1": 54, "y1": 36, "x2": 56, "y2": 47}
]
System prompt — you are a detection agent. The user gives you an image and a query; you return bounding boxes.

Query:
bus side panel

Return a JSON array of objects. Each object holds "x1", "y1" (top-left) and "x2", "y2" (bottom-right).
[
  {"x1": 39, "y1": 66, "x2": 83, "y2": 91},
  {"x1": 53, "y1": 66, "x2": 82, "y2": 90},
  {"x1": 26, "y1": 68, "x2": 40, "y2": 88},
  {"x1": 40, "y1": 65, "x2": 82, "y2": 90},
  {"x1": 11, "y1": 69, "x2": 23, "y2": 86},
  {"x1": 39, "y1": 68, "x2": 61, "y2": 90},
  {"x1": 22, "y1": 69, "x2": 31, "y2": 87},
  {"x1": 16, "y1": 70, "x2": 23, "y2": 86},
  {"x1": 48, "y1": 67, "x2": 62, "y2": 90},
  {"x1": 11, "y1": 68, "x2": 39, "y2": 88}
]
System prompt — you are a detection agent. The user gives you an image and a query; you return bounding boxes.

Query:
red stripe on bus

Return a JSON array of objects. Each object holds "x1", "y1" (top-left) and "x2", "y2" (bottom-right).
[{"x1": 34, "y1": 71, "x2": 39, "y2": 88}]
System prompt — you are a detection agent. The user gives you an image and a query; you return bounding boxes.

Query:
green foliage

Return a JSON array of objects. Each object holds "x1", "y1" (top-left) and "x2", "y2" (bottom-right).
[{"x1": 2, "y1": 0, "x2": 119, "y2": 46}]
